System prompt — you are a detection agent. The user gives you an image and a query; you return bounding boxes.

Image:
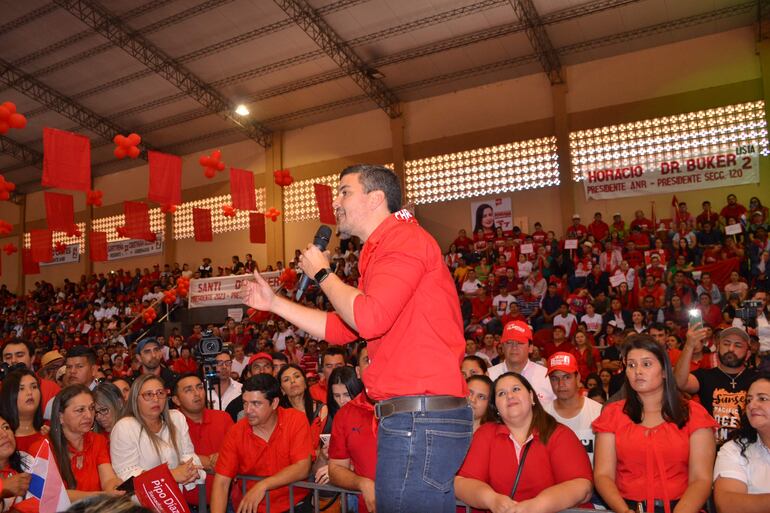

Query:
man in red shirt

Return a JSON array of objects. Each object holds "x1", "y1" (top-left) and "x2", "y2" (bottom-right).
[
  {"x1": 530, "y1": 222, "x2": 547, "y2": 243},
  {"x1": 566, "y1": 214, "x2": 587, "y2": 240},
  {"x1": 587, "y1": 212, "x2": 610, "y2": 242},
  {"x1": 173, "y1": 373, "x2": 234, "y2": 507},
  {"x1": 211, "y1": 374, "x2": 313, "y2": 513},
  {"x1": 541, "y1": 325, "x2": 576, "y2": 359},
  {"x1": 452, "y1": 229, "x2": 473, "y2": 253},
  {"x1": 719, "y1": 193, "x2": 747, "y2": 223},
  {"x1": 309, "y1": 347, "x2": 346, "y2": 404},
  {"x1": 243, "y1": 165, "x2": 470, "y2": 513},
  {"x1": 696, "y1": 200, "x2": 720, "y2": 229}
]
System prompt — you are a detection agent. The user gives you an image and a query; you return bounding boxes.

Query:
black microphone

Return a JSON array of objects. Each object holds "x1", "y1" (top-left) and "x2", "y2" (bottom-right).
[{"x1": 295, "y1": 225, "x2": 333, "y2": 301}]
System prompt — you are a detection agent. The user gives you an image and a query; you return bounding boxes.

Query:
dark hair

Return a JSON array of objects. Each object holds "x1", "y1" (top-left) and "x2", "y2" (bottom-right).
[
  {"x1": 587, "y1": 387, "x2": 607, "y2": 402},
  {"x1": 729, "y1": 372, "x2": 770, "y2": 456},
  {"x1": 50, "y1": 385, "x2": 93, "y2": 489},
  {"x1": 462, "y1": 355, "x2": 488, "y2": 374},
  {"x1": 277, "y1": 364, "x2": 318, "y2": 424},
  {"x1": 65, "y1": 494, "x2": 153, "y2": 513},
  {"x1": 325, "y1": 367, "x2": 364, "y2": 425},
  {"x1": 585, "y1": 372, "x2": 601, "y2": 388},
  {"x1": 467, "y1": 375, "x2": 495, "y2": 425},
  {"x1": 321, "y1": 346, "x2": 347, "y2": 367},
  {"x1": 621, "y1": 334, "x2": 689, "y2": 429},
  {"x1": 339, "y1": 164, "x2": 402, "y2": 214},
  {"x1": 473, "y1": 203, "x2": 494, "y2": 233},
  {"x1": 0, "y1": 369, "x2": 43, "y2": 432},
  {"x1": 66, "y1": 346, "x2": 97, "y2": 365},
  {"x1": 489, "y1": 372, "x2": 558, "y2": 444},
  {"x1": 243, "y1": 373, "x2": 281, "y2": 402},
  {"x1": 270, "y1": 352, "x2": 288, "y2": 364},
  {"x1": 172, "y1": 373, "x2": 202, "y2": 396},
  {"x1": 1, "y1": 339, "x2": 34, "y2": 361}
]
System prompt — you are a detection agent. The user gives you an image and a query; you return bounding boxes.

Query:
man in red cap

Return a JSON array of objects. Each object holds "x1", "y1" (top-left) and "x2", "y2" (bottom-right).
[
  {"x1": 544, "y1": 352, "x2": 602, "y2": 464},
  {"x1": 488, "y1": 320, "x2": 555, "y2": 404}
]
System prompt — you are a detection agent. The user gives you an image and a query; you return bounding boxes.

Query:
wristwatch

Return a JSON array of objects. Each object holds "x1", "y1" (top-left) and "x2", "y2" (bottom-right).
[{"x1": 314, "y1": 267, "x2": 332, "y2": 284}]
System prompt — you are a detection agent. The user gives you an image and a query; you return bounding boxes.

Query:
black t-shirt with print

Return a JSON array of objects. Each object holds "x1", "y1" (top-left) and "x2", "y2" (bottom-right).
[{"x1": 693, "y1": 367, "x2": 758, "y2": 443}]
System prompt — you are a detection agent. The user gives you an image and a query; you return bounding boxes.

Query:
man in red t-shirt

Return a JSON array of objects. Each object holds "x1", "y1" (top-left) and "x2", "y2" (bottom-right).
[
  {"x1": 719, "y1": 193, "x2": 747, "y2": 222},
  {"x1": 211, "y1": 374, "x2": 313, "y2": 513},
  {"x1": 173, "y1": 373, "x2": 234, "y2": 507},
  {"x1": 541, "y1": 325, "x2": 576, "y2": 359},
  {"x1": 452, "y1": 229, "x2": 473, "y2": 252},
  {"x1": 587, "y1": 212, "x2": 610, "y2": 242},
  {"x1": 696, "y1": 200, "x2": 720, "y2": 229},
  {"x1": 566, "y1": 214, "x2": 587, "y2": 240},
  {"x1": 309, "y1": 347, "x2": 346, "y2": 404}
]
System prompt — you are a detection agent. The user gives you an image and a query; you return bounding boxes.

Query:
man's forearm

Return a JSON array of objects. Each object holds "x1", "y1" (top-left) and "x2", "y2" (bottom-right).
[
  {"x1": 319, "y1": 273, "x2": 363, "y2": 331},
  {"x1": 270, "y1": 296, "x2": 328, "y2": 340},
  {"x1": 260, "y1": 458, "x2": 311, "y2": 492},
  {"x1": 328, "y1": 463, "x2": 368, "y2": 492},
  {"x1": 210, "y1": 475, "x2": 231, "y2": 513},
  {"x1": 674, "y1": 342, "x2": 695, "y2": 390}
]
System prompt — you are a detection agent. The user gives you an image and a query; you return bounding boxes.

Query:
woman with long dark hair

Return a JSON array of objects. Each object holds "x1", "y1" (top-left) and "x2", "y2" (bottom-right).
[
  {"x1": 713, "y1": 373, "x2": 770, "y2": 513},
  {"x1": 455, "y1": 372, "x2": 593, "y2": 512},
  {"x1": 324, "y1": 366, "x2": 364, "y2": 431},
  {"x1": 593, "y1": 335, "x2": 717, "y2": 513},
  {"x1": 473, "y1": 203, "x2": 496, "y2": 240},
  {"x1": 47, "y1": 385, "x2": 122, "y2": 499},
  {"x1": 0, "y1": 369, "x2": 44, "y2": 458}
]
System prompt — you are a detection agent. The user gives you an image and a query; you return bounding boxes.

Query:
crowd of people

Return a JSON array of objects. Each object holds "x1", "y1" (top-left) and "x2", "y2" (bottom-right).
[{"x1": 0, "y1": 188, "x2": 768, "y2": 513}]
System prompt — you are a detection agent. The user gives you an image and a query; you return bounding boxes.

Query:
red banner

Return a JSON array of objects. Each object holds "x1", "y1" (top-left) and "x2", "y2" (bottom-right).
[
  {"x1": 249, "y1": 212, "x2": 265, "y2": 243},
  {"x1": 44, "y1": 192, "x2": 75, "y2": 232},
  {"x1": 193, "y1": 208, "x2": 213, "y2": 242},
  {"x1": 230, "y1": 168, "x2": 256, "y2": 211},
  {"x1": 89, "y1": 231, "x2": 108, "y2": 262},
  {"x1": 148, "y1": 151, "x2": 182, "y2": 206},
  {"x1": 124, "y1": 201, "x2": 151, "y2": 240},
  {"x1": 134, "y1": 464, "x2": 192, "y2": 513},
  {"x1": 22, "y1": 249, "x2": 39, "y2": 275},
  {"x1": 693, "y1": 257, "x2": 741, "y2": 289},
  {"x1": 42, "y1": 128, "x2": 91, "y2": 192},
  {"x1": 30, "y1": 229, "x2": 53, "y2": 263},
  {"x1": 314, "y1": 184, "x2": 336, "y2": 225}
]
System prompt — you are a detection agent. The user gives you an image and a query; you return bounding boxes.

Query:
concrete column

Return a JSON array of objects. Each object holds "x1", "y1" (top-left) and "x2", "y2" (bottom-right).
[
  {"x1": 552, "y1": 83, "x2": 575, "y2": 232},
  {"x1": 16, "y1": 195, "x2": 25, "y2": 294},
  {"x1": 265, "y1": 133, "x2": 285, "y2": 265}
]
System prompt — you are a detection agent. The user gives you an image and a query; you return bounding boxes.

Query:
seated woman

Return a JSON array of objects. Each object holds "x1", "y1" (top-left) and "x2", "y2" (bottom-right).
[
  {"x1": 110, "y1": 375, "x2": 204, "y2": 491},
  {"x1": 455, "y1": 372, "x2": 593, "y2": 513},
  {"x1": 713, "y1": 373, "x2": 770, "y2": 513},
  {"x1": 45, "y1": 385, "x2": 122, "y2": 500},
  {"x1": 0, "y1": 414, "x2": 31, "y2": 510},
  {"x1": 0, "y1": 370, "x2": 45, "y2": 459},
  {"x1": 593, "y1": 335, "x2": 717, "y2": 513},
  {"x1": 93, "y1": 383, "x2": 124, "y2": 436},
  {"x1": 278, "y1": 364, "x2": 327, "y2": 443},
  {"x1": 467, "y1": 375, "x2": 493, "y2": 433}
]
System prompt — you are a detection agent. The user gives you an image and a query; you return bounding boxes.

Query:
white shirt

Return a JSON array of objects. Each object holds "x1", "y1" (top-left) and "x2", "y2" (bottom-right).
[
  {"x1": 210, "y1": 378, "x2": 242, "y2": 411},
  {"x1": 553, "y1": 313, "x2": 577, "y2": 334},
  {"x1": 461, "y1": 280, "x2": 482, "y2": 295},
  {"x1": 492, "y1": 294, "x2": 514, "y2": 316},
  {"x1": 272, "y1": 328, "x2": 295, "y2": 351},
  {"x1": 714, "y1": 439, "x2": 770, "y2": 494},
  {"x1": 580, "y1": 313, "x2": 603, "y2": 334},
  {"x1": 110, "y1": 409, "x2": 205, "y2": 491},
  {"x1": 487, "y1": 360, "x2": 555, "y2": 404},
  {"x1": 733, "y1": 314, "x2": 770, "y2": 352},
  {"x1": 544, "y1": 398, "x2": 603, "y2": 464},
  {"x1": 231, "y1": 356, "x2": 248, "y2": 378}
]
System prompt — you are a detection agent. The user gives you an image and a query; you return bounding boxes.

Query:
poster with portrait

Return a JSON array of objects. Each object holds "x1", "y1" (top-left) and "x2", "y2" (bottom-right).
[{"x1": 469, "y1": 197, "x2": 513, "y2": 238}]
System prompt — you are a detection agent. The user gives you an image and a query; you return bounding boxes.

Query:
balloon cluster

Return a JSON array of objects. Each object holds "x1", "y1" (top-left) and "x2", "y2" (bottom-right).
[
  {"x1": 160, "y1": 204, "x2": 177, "y2": 214},
  {"x1": 176, "y1": 276, "x2": 190, "y2": 297},
  {"x1": 142, "y1": 307, "x2": 157, "y2": 323},
  {"x1": 2, "y1": 243, "x2": 17, "y2": 255},
  {"x1": 162, "y1": 289, "x2": 177, "y2": 305},
  {"x1": 0, "y1": 220, "x2": 12, "y2": 236},
  {"x1": 0, "y1": 176, "x2": 15, "y2": 201},
  {"x1": 222, "y1": 204, "x2": 236, "y2": 217},
  {"x1": 265, "y1": 207, "x2": 281, "y2": 222},
  {"x1": 273, "y1": 169, "x2": 293, "y2": 187},
  {"x1": 86, "y1": 190, "x2": 103, "y2": 207},
  {"x1": 200, "y1": 150, "x2": 225, "y2": 178},
  {"x1": 113, "y1": 133, "x2": 142, "y2": 159},
  {"x1": 55, "y1": 242, "x2": 67, "y2": 254},
  {"x1": 66, "y1": 225, "x2": 82, "y2": 238},
  {"x1": 0, "y1": 102, "x2": 27, "y2": 134}
]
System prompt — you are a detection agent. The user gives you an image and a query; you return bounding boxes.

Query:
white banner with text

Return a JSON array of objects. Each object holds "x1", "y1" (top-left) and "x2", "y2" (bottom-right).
[{"x1": 188, "y1": 271, "x2": 281, "y2": 308}]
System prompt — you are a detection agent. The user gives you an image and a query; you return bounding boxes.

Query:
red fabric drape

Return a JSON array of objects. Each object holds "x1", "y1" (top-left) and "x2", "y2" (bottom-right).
[
  {"x1": 693, "y1": 257, "x2": 741, "y2": 289},
  {"x1": 30, "y1": 229, "x2": 53, "y2": 263},
  {"x1": 22, "y1": 249, "x2": 39, "y2": 275},
  {"x1": 193, "y1": 208, "x2": 213, "y2": 242},
  {"x1": 230, "y1": 168, "x2": 256, "y2": 211},
  {"x1": 314, "y1": 184, "x2": 336, "y2": 225},
  {"x1": 44, "y1": 192, "x2": 75, "y2": 232},
  {"x1": 249, "y1": 212, "x2": 265, "y2": 243},
  {"x1": 124, "y1": 201, "x2": 151, "y2": 240},
  {"x1": 42, "y1": 128, "x2": 91, "y2": 191},
  {"x1": 90, "y1": 231, "x2": 108, "y2": 262},
  {"x1": 148, "y1": 151, "x2": 182, "y2": 206}
]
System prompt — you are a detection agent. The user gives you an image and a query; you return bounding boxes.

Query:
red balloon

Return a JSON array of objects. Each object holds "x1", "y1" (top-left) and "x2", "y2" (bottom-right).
[
  {"x1": 0, "y1": 122, "x2": 8, "y2": 134},
  {"x1": 204, "y1": 168, "x2": 216, "y2": 178},
  {"x1": 114, "y1": 146, "x2": 127, "y2": 159},
  {"x1": 8, "y1": 114, "x2": 26, "y2": 129},
  {"x1": 216, "y1": 161, "x2": 225, "y2": 171},
  {"x1": 1, "y1": 102, "x2": 15, "y2": 114},
  {"x1": 0, "y1": 107, "x2": 9, "y2": 120},
  {"x1": 127, "y1": 133, "x2": 141, "y2": 146},
  {"x1": 212, "y1": 150, "x2": 222, "y2": 160},
  {"x1": 127, "y1": 145, "x2": 140, "y2": 159},
  {"x1": 0, "y1": 191, "x2": 8, "y2": 201},
  {"x1": 113, "y1": 135, "x2": 125, "y2": 146},
  {"x1": 199, "y1": 156, "x2": 212, "y2": 167}
]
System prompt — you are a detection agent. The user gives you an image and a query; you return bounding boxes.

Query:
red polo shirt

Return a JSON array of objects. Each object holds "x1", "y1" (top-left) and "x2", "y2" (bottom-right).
[
  {"x1": 215, "y1": 407, "x2": 313, "y2": 513},
  {"x1": 29, "y1": 432, "x2": 110, "y2": 492},
  {"x1": 324, "y1": 212, "x2": 467, "y2": 401},
  {"x1": 458, "y1": 423, "x2": 592, "y2": 510},
  {"x1": 183, "y1": 409, "x2": 234, "y2": 505},
  {"x1": 328, "y1": 394, "x2": 377, "y2": 513}
]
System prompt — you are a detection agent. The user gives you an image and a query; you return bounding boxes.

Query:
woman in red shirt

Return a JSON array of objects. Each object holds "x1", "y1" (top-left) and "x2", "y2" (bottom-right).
[
  {"x1": 455, "y1": 372, "x2": 593, "y2": 513},
  {"x1": 171, "y1": 347, "x2": 198, "y2": 375},
  {"x1": 573, "y1": 331, "x2": 600, "y2": 379},
  {"x1": 593, "y1": 335, "x2": 716, "y2": 513},
  {"x1": 47, "y1": 385, "x2": 122, "y2": 500},
  {"x1": 0, "y1": 414, "x2": 30, "y2": 509}
]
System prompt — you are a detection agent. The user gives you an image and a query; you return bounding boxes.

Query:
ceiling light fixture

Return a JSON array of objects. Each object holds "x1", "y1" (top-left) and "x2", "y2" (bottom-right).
[{"x1": 235, "y1": 104, "x2": 250, "y2": 116}]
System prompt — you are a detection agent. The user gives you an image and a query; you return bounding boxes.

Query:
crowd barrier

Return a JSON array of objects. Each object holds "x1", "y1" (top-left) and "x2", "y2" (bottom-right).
[{"x1": 195, "y1": 474, "x2": 593, "y2": 513}]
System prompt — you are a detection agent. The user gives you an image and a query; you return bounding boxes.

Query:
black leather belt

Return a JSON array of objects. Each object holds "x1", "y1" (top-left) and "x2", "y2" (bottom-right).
[{"x1": 374, "y1": 395, "x2": 468, "y2": 419}]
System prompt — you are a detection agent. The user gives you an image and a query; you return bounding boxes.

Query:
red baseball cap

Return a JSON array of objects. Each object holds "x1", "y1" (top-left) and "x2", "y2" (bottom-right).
[
  {"x1": 547, "y1": 352, "x2": 579, "y2": 375},
  {"x1": 501, "y1": 320, "x2": 532, "y2": 345},
  {"x1": 248, "y1": 352, "x2": 273, "y2": 366}
]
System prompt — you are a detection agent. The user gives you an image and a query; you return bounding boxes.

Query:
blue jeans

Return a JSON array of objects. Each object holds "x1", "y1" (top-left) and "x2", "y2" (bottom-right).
[{"x1": 375, "y1": 405, "x2": 473, "y2": 513}]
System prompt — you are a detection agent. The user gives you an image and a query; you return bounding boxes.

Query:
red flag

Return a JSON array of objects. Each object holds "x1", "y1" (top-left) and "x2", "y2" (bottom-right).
[
  {"x1": 230, "y1": 168, "x2": 256, "y2": 211},
  {"x1": 124, "y1": 201, "x2": 151, "y2": 240},
  {"x1": 249, "y1": 212, "x2": 265, "y2": 243},
  {"x1": 193, "y1": 208, "x2": 213, "y2": 242},
  {"x1": 44, "y1": 192, "x2": 75, "y2": 232},
  {"x1": 30, "y1": 229, "x2": 53, "y2": 262},
  {"x1": 148, "y1": 151, "x2": 182, "y2": 206},
  {"x1": 314, "y1": 184, "x2": 336, "y2": 225},
  {"x1": 89, "y1": 231, "x2": 108, "y2": 262},
  {"x1": 42, "y1": 128, "x2": 91, "y2": 192},
  {"x1": 134, "y1": 464, "x2": 192, "y2": 513},
  {"x1": 22, "y1": 249, "x2": 39, "y2": 275}
]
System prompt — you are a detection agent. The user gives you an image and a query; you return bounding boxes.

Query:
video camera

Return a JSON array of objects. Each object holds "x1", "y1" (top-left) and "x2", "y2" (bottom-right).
[
  {"x1": 735, "y1": 299, "x2": 765, "y2": 329},
  {"x1": 193, "y1": 330, "x2": 223, "y2": 385}
]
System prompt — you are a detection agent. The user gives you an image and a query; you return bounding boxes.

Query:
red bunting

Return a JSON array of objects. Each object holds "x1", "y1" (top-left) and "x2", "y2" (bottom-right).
[
  {"x1": 249, "y1": 212, "x2": 265, "y2": 243},
  {"x1": 148, "y1": 151, "x2": 182, "y2": 206},
  {"x1": 230, "y1": 168, "x2": 256, "y2": 211},
  {"x1": 3, "y1": 243, "x2": 17, "y2": 256},
  {"x1": 86, "y1": 189, "x2": 103, "y2": 207},
  {"x1": 89, "y1": 231, "x2": 108, "y2": 262},
  {"x1": 124, "y1": 201, "x2": 151, "y2": 240},
  {"x1": 192, "y1": 208, "x2": 213, "y2": 242},
  {"x1": 44, "y1": 192, "x2": 75, "y2": 232},
  {"x1": 113, "y1": 133, "x2": 141, "y2": 160},
  {"x1": 265, "y1": 207, "x2": 281, "y2": 221},
  {"x1": 22, "y1": 249, "x2": 39, "y2": 275},
  {"x1": 30, "y1": 229, "x2": 53, "y2": 263},
  {"x1": 42, "y1": 128, "x2": 91, "y2": 192},
  {"x1": 313, "y1": 184, "x2": 336, "y2": 225}
]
